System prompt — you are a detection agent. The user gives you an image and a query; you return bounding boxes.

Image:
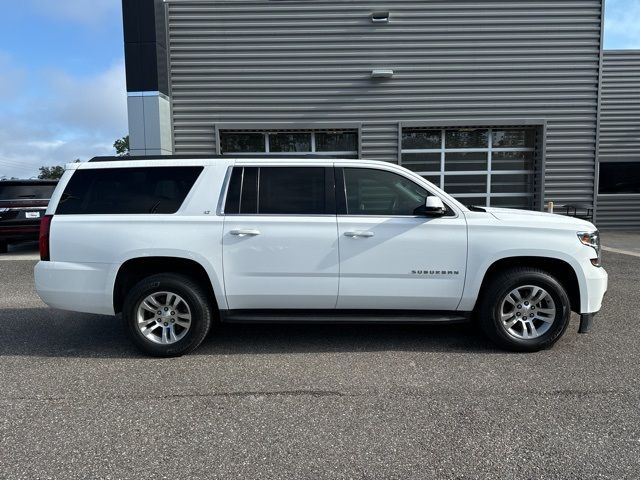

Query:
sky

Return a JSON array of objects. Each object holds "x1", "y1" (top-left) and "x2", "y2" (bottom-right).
[{"x1": 0, "y1": 0, "x2": 638, "y2": 179}]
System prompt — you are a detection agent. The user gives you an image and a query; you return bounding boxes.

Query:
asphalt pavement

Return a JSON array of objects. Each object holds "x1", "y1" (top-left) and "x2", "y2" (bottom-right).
[
  {"x1": 601, "y1": 231, "x2": 640, "y2": 257},
  {"x1": 0, "y1": 251, "x2": 638, "y2": 479}
]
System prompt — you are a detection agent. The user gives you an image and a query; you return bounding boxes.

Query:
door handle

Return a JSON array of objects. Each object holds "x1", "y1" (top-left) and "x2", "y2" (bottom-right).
[
  {"x1": 230, "y1": 229, "x2": 261, "y2": 237},
  {"x1": 344, "y1": 230, "x2": 375, "y2": 238}
]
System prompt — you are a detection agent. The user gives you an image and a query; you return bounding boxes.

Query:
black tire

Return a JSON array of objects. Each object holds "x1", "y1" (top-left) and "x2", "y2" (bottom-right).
[
  {"x1": 0, "y1": 241, "x2": 7, "y2": 254},
  {"x1": 123, "y1": 273, "x2": 213, "y2": 357},
  {"x1": 477, "y1": 268, "x2": 571, "y2": 352}
]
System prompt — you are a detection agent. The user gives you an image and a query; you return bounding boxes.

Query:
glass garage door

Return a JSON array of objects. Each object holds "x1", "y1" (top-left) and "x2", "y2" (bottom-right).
[{"x1": 400, "y1": 127, "x2": 537, "y2": 209}]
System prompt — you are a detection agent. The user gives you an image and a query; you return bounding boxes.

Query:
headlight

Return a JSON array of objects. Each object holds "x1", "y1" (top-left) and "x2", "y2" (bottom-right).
[{"x1": 577, "y1": 230, "x2": 601, "y2": 267}]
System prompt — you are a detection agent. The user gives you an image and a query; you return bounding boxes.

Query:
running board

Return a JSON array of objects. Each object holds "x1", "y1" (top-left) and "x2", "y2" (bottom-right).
[{"x1": 220, "y1": 309, "x2": 470, "y2": 324}]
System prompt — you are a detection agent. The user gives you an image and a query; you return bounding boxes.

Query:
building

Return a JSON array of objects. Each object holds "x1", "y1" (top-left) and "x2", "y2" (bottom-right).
[
  {"x1": 121, "y1": 0, "x2": 638, "y2": 227},
  {"x1": 597, "y1": 50, "x2": 640, "y2": 229}
]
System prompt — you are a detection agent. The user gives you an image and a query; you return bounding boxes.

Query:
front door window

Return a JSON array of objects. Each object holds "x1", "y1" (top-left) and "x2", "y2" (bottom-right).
[{"x1": 343, "y1": 168, "x2": 429, "y2": 216}]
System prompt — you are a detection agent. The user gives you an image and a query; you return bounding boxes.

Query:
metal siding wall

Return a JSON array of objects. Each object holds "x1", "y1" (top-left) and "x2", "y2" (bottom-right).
[
  {"x1": 596, "y1": 195, "x2": 640, "y2": 229},
  {"x1": 166, "y1": 0, "x2": 602, "y2": 205},
  {"x1": 597, "y1": 51, "x2": 640, "y2": 229}
]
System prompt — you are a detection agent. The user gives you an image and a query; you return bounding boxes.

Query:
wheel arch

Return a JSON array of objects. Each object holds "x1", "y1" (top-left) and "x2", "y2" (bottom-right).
[
  {"x1": 113, "y1": 256, "x2": 222, "y2": 314},
  {"x1": 473, "y1": 256, "x2": 581, "y2": 314}
]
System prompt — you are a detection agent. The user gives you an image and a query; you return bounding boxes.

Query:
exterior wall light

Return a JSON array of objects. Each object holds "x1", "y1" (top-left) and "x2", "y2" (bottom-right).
[
  {"x1": 371, "y1": 69, "x2": 394, "y2": 79},
  {"x1": 371, "y1": 11, "x2": 390, "y2": 23}
]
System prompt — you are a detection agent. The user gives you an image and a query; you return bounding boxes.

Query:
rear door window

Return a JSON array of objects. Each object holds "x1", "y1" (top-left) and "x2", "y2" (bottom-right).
[
  {"x1": 224, "y1": 166, "x2": 333, "y2": 215},
  {"x1": 56, "y1": 167, "x2": 203, "y2": 215}
]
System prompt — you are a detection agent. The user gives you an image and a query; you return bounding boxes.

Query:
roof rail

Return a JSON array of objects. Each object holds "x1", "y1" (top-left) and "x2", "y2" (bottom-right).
[{"x1": 88, "y1": 154, "x2": 353, "y2": 163}]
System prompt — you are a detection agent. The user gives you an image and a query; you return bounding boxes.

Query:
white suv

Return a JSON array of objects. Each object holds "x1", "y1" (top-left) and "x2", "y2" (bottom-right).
[{"x1": 35, "y1": 157, "x2": 607, "y2": 356}]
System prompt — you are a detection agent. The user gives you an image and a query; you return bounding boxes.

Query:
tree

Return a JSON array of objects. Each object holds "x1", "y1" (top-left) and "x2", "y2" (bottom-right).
[
  {"x1": 38, "y1": 165, "x2": 65, "y2": 180},
  {"x1": 38, "y1": 159, "x2": 80, "y2": 180},
  {"x1": 114, "y1": 135, "x2": 130, "y2": 156}
]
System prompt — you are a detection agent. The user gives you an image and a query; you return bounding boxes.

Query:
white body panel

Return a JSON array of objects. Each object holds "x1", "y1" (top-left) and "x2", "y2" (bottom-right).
[
  {"x1": 222, "y1": 216, "x2": 339, "y2": 309},
  {"x1": 35, "y1": 157, "x2": 607, "y2": 321},
  {"x1": 460, "y1": 208, "x2": 608, "y2": 314},
  {"x1": 36, "y1": 160, "x2": 230, "y2": 315},
  {"x1": 336, "y1": 215, "x2": 467, "y2": 310},
  {"x1": 35, "y1": 260, "x2": 115, "y2": 315}
]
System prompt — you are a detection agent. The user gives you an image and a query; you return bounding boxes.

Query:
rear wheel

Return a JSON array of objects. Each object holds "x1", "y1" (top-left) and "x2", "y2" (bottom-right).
[
  {"x1": 478, "y1": 268, "x2": 571, "y2": 352},
  {"x1": 123, "y1": 273, "x2": 213, "y2": 357}
]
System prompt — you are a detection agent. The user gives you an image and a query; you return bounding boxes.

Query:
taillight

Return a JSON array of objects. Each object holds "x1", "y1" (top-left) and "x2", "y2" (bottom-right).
[{"x1": 39, "y1": 215, "x2": 53, "y2": 261}]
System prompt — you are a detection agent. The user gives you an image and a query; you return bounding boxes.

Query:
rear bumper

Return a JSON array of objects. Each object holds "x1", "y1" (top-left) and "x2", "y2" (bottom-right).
[
  {"x1": 0, "y1": 224, "x2": 40, "y2": 242},
  {"x1": 34, "y1": 261, "x2": 115, "y2": 315}
]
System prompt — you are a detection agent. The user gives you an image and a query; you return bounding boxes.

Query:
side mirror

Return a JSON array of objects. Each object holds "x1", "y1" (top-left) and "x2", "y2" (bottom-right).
[{"x1": 416, "y1": 196, "x2": 446, "y2": 216}]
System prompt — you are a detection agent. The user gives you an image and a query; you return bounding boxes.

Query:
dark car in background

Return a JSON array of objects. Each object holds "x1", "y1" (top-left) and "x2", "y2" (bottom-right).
[{"x1": 0, "y1": 180, "x2": 57, "y2": 253}]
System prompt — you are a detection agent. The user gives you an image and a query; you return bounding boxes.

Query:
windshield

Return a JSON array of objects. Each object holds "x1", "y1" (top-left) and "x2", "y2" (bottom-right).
[{"x1": 0, "y1": 184, "x2": 56, "y2": 201}]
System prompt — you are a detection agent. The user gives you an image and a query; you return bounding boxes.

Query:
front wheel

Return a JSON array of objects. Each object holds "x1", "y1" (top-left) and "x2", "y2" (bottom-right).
[
  {"x1": 123, "y1": 273, "x2": 213, "y2": 357},
  {"x1": 477, "y1": 268, "x2": 571, "y2": 352}
]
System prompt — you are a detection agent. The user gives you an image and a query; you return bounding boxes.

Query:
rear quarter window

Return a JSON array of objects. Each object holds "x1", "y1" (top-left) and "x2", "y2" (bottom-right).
[{"x1": 56, "y1": 167, "x2": 203, "y2": 215}]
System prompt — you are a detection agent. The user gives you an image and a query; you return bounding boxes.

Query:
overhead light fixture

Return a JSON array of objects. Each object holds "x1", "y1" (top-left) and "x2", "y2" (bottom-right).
[
  {"x1": 371, "y1": 11, "x2": 390, "y2": 23},
  {"x1": 371, "y1": 69, "x2": 394, "y2": 79}
]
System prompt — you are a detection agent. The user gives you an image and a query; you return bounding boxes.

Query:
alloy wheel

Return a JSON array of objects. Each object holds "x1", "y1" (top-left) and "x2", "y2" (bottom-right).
[
  {"x1": 136, "y1": 291, "x2": 192, "y2": 344},
  {"x1": 499, "y1": 285, "x2": 556, "y2": 340}
]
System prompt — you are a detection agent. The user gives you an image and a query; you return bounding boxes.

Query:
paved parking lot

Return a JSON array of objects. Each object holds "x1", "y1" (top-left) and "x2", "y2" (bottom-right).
[{"x1": 1, "y1": 250, "x2": 639, "y2": 479}]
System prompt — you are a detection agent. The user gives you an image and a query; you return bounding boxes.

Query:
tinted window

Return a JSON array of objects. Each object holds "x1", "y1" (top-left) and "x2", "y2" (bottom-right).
[
  {"x1": 224, "y1": 168, "x2": 242, "y2": 214},
  {"x1": 220, "y1": 132, "x2": 265, "y2": 153},
  {"x1": 344, "y1": 168, "x2": 430, "y2": 216},
  {"x1": 225, "y1": 167, "x2": 329, "y2": 215},
  {"x1": 402, "y1": 129, "x2": 440, "y2": 149},
  {"x1": 0, "y1": 184, "x2": 56, "y2": 200},
  {"x1": 220, "y1": 129, "x2": 358, "y2": 157},
  {"x1": 315, "y1": 132, "x2": 358, "y2": 152},
  {"x1": 259, "y1": 167, "x2": 325, "y2": 214},
  {"x1": 269, "y1": 133, "x2": 311, "y2": 153},
  {"x1": 492, "y1": 129, "x2": 536, "y2": 148},
  {"x1": 599, "y1": 162, "x2": 640, "y2": 194},
  {"x1": 445, "y1": 129, "x2": 488, "y2": 148},
  {"x1": 240, "y1": 167, "x2": 258, "y2": 214},
  {"x1": 223, "y1": 167, "x2": 259, "y2": 214},
  {"x1": 56, "y1": 167, "x2": 203, "y2": 215}
]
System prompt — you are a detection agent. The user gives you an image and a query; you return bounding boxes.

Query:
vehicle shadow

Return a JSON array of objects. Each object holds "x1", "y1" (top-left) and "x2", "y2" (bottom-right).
[
  {"x1": 2, "y1": 241, "x2": 39, "y2": 254},
  {"x1": 0, "y1": 307, "x2": 500, "y2": 358}
]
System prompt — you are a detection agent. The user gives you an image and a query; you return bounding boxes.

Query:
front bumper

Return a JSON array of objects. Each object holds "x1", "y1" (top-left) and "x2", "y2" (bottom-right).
[
  {"x1": 578, "y1": 266, "x2": 608, "y2": 333},
  {"x1": 583, "y1": 266, "x2": 608, "y2": 313}
]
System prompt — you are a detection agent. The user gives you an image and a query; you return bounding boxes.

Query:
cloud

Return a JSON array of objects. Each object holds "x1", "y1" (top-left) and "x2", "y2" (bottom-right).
[
  {"x1": 27, "y1": 0, "x2": 121, "y2": 26},
  {"x1": 0, "y1": 53, "x2": 26, "y2": 101},
  {"x1": 0, "y1": 61, "x2": 127, "y2": 179},
  {"x1": 605, "y1": 0, "x2": 640, "y2": 49},
  {"x1": 45, "y1": 62, "x2": 128, "y2": 135},
  {"x1": 0, "y1": 127, "x2": 115, "y2": 180}
]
